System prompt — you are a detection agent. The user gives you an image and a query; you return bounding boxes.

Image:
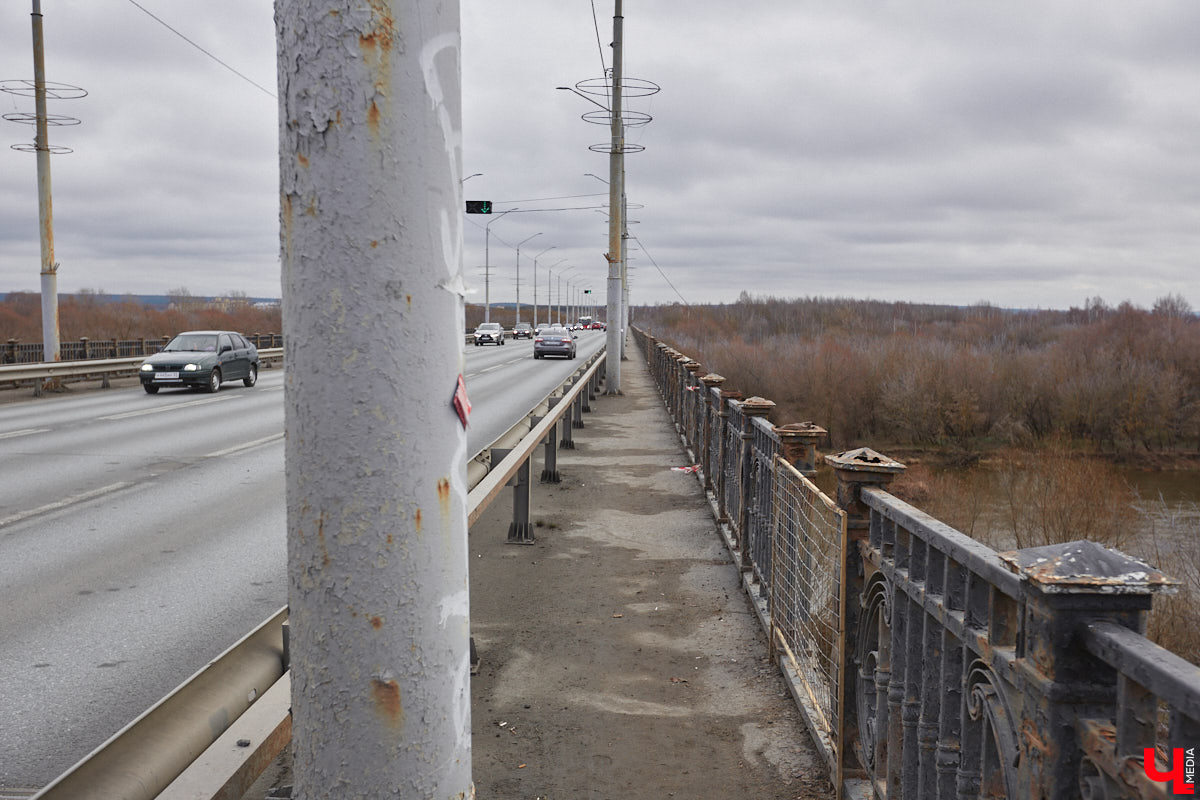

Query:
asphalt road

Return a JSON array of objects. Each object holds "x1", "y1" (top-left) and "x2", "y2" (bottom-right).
[{"x1": 0, "y1": 331, "x2": 604, "y2": 792}]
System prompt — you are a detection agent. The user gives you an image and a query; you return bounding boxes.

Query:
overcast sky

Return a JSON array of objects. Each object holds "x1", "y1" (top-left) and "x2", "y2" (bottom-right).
[{"x1": 1, "y1": 1, "x2": 1197, "y2": 310}]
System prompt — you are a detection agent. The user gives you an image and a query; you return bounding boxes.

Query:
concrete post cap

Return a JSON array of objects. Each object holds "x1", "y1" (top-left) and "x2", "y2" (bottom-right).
[
  {"x1": 699, "y1": 373, "x2": 726, "y2": 386},
  {"x1": 999, "y1": 540, "x2": 1179, "y2": 595},
  {"x1": 683, "y1": 360, "x2": 703, "y2": 372},
  {"x1": 823, "y1": 447, "x2": 906, "y2": 474},
  {"x1": 739, "y1": 396, "x2": 776, "y2": 416},
  {"x1": 774, "y1": 422, "x2": 827, "y2": 438}
]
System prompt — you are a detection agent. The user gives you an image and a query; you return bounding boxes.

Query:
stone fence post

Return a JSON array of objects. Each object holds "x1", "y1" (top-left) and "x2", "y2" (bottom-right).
[
  {"x1": 826, "y1": 448, "x2": 907, "y2": 788},
  {"x1": 999, "y1": 541, "x2": 1176, "y2": 799},
  {"x1": 774, "y1": 422, "x2": 827, "y2": 478}
]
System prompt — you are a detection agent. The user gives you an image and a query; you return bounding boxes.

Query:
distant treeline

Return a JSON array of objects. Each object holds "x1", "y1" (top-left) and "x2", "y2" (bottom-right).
[
  {"x1": 638, "y1": 293, "x2": 1200, "y2": 454},
  {"x1": 1, "y1": 290, "x2": 519, "y2": 343},
  {"x1": 0, "y1": 290, "x2": 282, "y2": 342}
]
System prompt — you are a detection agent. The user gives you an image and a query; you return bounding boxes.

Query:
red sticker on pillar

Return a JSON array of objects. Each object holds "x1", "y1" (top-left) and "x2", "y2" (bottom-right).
[{"x1": 453, "y1": 373, "x2": 471, "y2": 428}]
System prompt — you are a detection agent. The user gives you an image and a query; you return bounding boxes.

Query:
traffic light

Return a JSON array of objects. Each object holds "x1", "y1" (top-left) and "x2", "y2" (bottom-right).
[
  {"x1": 465, "y1": 200, "x2": 492, "y2": 214},
  {"x1": 583, "y1": 289, "x2": 592, "y2": 294}
]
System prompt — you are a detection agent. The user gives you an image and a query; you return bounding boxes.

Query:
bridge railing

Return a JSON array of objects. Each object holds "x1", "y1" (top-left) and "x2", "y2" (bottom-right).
[
  {"x1": 633, "y1": 326, "x2": 1200, "y2": 800},
  {"x1": 3, "y1": 334, "x2": 284, "y2": 363}
]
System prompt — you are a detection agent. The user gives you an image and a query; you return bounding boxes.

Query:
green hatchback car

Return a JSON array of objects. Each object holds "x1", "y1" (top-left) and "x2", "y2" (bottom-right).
[{"x1": 139, "y1": 330, "x2": 259, "y2": 394}]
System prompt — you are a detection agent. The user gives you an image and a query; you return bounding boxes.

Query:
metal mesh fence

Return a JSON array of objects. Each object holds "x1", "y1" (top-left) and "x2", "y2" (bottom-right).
[
  {"x1": 747, "y1": 418, "x2": 780, "y2": 587},
  {"x1": 771, "y1": 455, "x2": 846, "y2": 760},
  {"x1": 723, "y1": 402, "x2": 744, "y2": 526}
]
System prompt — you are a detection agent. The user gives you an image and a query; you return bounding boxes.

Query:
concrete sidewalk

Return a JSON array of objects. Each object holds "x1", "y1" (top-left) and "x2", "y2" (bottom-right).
[{"x1": 466, "y1": 341, "x2": 830, "y2": 799}]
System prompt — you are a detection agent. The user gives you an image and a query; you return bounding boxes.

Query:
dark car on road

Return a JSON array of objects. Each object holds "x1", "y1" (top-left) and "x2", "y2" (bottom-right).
[
  {"x1": 474, "y1": 322, "x2": 505, "y2": 346},
  {"x1": 533, "y1": 326, "x2": 577, "y2": 359},
  {"x1": 139, "y1": 330, "x2": 259, "y2": 394},
  {"x1": 512, "y1": 322, "x2": 534, "y2": 339}
]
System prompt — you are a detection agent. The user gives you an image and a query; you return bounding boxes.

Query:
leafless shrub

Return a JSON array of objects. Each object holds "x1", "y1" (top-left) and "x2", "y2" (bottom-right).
[{"x1": 1128, "y1": 496, "x2": 1200, "y2": 665}]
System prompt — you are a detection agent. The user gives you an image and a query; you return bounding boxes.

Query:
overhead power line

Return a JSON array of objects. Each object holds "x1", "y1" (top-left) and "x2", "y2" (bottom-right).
[
  {"x1": 124, "y1": 0, "x2": 276, "y2": 99},
  {"x1": 631, "y1": 235, "x2": 688, "y2": 306}
]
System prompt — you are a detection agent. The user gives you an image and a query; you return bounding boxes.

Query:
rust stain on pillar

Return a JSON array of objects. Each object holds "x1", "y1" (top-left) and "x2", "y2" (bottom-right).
[{"x1": 370, "y1": 678, "x2": 404, "y2": 728}]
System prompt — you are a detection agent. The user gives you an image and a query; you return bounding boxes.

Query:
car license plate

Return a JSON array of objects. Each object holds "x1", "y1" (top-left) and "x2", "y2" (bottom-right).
[{"x1": 155, "y1": 372, "x2": 179, "y2": 380}]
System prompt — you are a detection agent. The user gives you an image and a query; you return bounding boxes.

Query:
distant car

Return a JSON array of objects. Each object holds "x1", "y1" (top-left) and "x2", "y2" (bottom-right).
[
  {"x1": 474, "y1": 322, "x2": 505, "y2": 346},
  {"x1": 512, "y1": 322, "x2": 534, "y2": 339},
  {"x1": 139, "y1": 330, "x2": 259, "y2": 394},
  {"x1": 591, "y1": 321, "x2": 607, "y2": 330},
  {"x1": 533, "y1": 326, "x2": 577, "y2": 359}
]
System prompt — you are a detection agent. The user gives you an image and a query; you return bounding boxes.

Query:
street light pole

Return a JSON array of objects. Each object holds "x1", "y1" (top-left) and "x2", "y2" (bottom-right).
[
  {"x1": 514, "y1": 232, "x2": 541, "y2": 326},
  {"x1": 484, "y1": 209, "x2": 517, "y2": 323},
  {"x1": 557, "y1": 268, "x2": 577, "y2": 325},
  {"x1": 532, "y1": 245, "x2": 555, "y2": 331},
  {"x1": 545, "y1": 259, "x2": 567, "y2": 327}
]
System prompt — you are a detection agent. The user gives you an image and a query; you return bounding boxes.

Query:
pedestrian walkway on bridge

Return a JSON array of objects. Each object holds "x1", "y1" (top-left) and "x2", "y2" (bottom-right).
[
  {"x1": 465, "y1": 341, "x2": 830, "y2": 799},
  {"x1": 253, "y1": 341, "x2": 830, "y2": 798}
]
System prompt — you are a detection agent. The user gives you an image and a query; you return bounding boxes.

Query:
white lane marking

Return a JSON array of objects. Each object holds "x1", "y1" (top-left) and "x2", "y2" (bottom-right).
[
  {"x1": 0, "y1": 428, "x2": 50, "y2": 441},
  {"x1": 0, "y1": 481, "x2": 133, "y2": 529},
  {"x1": 206, "y1": 432, "x2": 284, "y2": 458},
  {"x1": 99, "y1": 396, "x2": 233, "y2": 421}
]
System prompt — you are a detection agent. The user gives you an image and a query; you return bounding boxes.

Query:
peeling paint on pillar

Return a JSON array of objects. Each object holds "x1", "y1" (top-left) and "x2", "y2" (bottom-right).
[{"x1": 277, "y1": 1, "x2": 471, "y2": 797}]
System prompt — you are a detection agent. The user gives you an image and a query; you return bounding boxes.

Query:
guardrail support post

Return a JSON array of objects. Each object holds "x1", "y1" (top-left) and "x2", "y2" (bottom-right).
[
  {"x1": 542, "y1": 401, "x2": 561, "y2": 482},
  {"x1": 998, "y1": 541, "x2": 1174, "y2": 799},
  {"x1": 560, "y1": 404, "x2": 575, "y2": 449},
  {"x1": 825, "y1": 448, "x2": 906, "y2": 793},
  {"x1": 572, "y1": 391, "x2": 585, "y2": 429},
  {"x1": 495, "y1": 448, "x2": 533, "y2": 544}
]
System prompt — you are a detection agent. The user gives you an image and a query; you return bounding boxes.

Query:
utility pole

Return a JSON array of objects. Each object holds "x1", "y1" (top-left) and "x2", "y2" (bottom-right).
[
  {"x1": 32, "y1": 1, "x2": 58, "y2": 363},
  {"x1": 276, "y1": 2, "x2": 472, "y2": 798},
  {"x1": 604, "y1": 0, "x2": 625, "y2": 393}
]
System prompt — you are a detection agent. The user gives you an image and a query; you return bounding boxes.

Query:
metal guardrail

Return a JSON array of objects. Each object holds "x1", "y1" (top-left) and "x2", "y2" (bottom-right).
[
  {"x1": 31, "y1": 348, "x2": 607, "y2": 800},
  {"x1": 0, "y1": 349, "x2": 285, "y2": 393},
  {"x1": 634, "y1": 325, "x2": 1200, "y2": 800},
  {"x1": 32, "y1": 609, "x2": 288, "y2": 800}
]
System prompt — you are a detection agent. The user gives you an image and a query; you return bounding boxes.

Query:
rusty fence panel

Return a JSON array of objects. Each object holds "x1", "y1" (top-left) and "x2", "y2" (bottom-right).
[
  {"x1": 846, "y1": 480, "x2": 1196, "y2": 800},
  {"x1": 724, "y1": 400, "x2": 745, "y2": 539},
  {"x1": 746, "y1": 416, "x2": 780, "y2": 588},
  {"x1": 772, "y1": 456, "x2": 848, "y2": 785},
  {"x1": 706, "y1": 386, "x2": 724, "y2": 502},
  {"x1": 853, "y1": 484, "x2": 1025, "y2": 799},
  {"x1": 1078, "y1": 621, "x2": 1200, "y2": 799}
]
